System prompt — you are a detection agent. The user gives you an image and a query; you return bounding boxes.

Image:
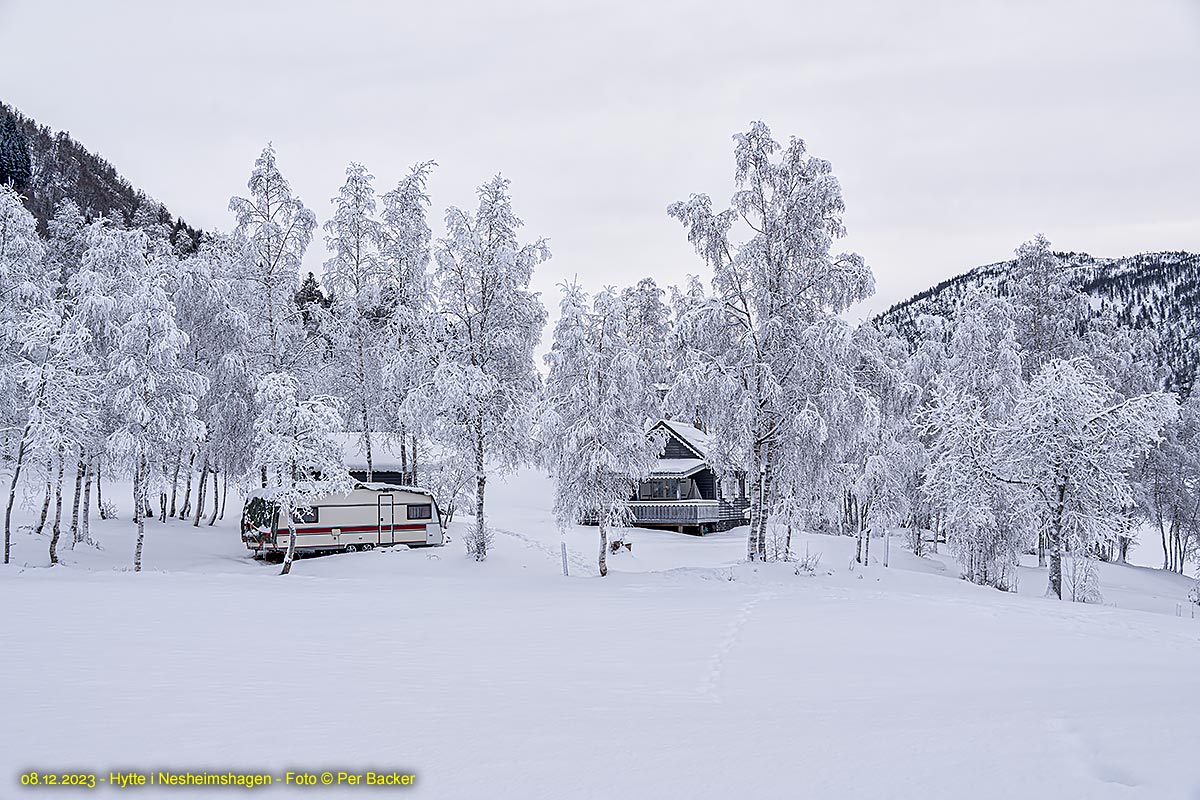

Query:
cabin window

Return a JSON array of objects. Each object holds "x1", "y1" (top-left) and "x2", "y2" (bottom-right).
[
  {"x1": 407, "y1": 504, "x2": 432, "y2": 520},
  {"x1": 640, "y1": 479, "x2": 684, "y2": 500},
  {"x1": 293, "y1": 506, "x2": 318, "y2": 524}
]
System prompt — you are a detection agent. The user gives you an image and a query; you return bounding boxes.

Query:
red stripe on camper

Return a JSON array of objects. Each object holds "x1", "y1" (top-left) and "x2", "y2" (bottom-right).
[{"x1": 289, "y1": 524, "x2": 428, "y2": 535}]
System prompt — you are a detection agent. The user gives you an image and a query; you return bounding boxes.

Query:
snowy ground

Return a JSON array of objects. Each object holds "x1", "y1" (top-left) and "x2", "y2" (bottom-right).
[{"x1": 4, "y1": 469, "x2": 1200, "y2": 799}]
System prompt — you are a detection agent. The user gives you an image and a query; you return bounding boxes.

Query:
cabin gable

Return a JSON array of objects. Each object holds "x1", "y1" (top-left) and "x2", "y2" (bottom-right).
[
  {"x1": 650, "y1": 420, "x2": 706, "y2": 459},
  {"x1": 661, "y1": 436, "x2": 697, "y2": 459}
]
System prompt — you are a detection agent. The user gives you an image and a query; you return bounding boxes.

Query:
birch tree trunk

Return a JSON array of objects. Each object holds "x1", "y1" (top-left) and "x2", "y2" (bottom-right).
[
  {"x1": 3, "y1": 432, "x2": 30, "y2": 564},
  {"x1": 863, "y1": 517, "x2": 871, "y2": 566},
  {"x1": 598, "y1": 518, "x2": 608, "y2": 577},
  {"x1": 758, "y1": 443, "x2": 774, "y2": 561},
  {"x1": 69, "y1": 453, "x2": 85, "y2": 546},
  {"x1": 1047, "y1": 481, "x2": 1066, "y2": 599},
  {"x1": 133, "y1": 456, "x2": 147, "y2": 572},
  {"x1": 473, "y1": 422, "x2": 488, "y2": 562},
  {"x1": 854, "y1": 497, "x2": 864, "y2": 564},
  {"x1": 746, "y1": 454, "x2": 762, "y2": 562},
  {"x1": 399, "y1": 423, "x2": 409, "y2": 484},
  {"x1": 1177, "y1": 526, "x2": 1185, "y2": 573},
  {"x1": 411, "y1": 434, "x2": 419, "y2": 485},
  {"x1": 96, "y1": 455, "x2": 106, "y2": 519},
  {"x1": 207, "y1": 467, "x2": 220, "y2": 526},
  {"x1": 280, "y1": 507, "x2": 298, "y2": 576},
  {"x1": 48, "y1": 446, "x2": 66, "y2": 565},
  {"x1": 179, "y1": 452, "x2": 195, "y2": 519},
  {"x1": 358, "y1": 339, "x2": 373, "y2": 482},
  {"x1": 81, "y1": 455, "x2": 92, "y2": 545},
  {"x1": 35, "y1": 465, "x2": 53, "y2": 537},
  {"x1": 219, "y1": 472, "x2": 228, "y2": 520},
  {"x1": 361, "y1": 418, "x2": 373, "y2": 482},
  {"x1": 192, "y1": 456, "x2": 209, "y2": 527},
  {"x1": 169, "y1": 449, "x2": 182, "y2": 517}
]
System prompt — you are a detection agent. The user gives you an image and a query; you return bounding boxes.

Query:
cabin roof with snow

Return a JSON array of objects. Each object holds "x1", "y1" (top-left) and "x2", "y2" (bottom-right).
[
  {"x1": 650, "y1": 420, "x2": 712, "y2": 456},
  {"x1": 645, "y1": 420, "x2": 716, "y2": 477},
  {"x1": 650, "y1": 458, "x2": 708, "y2": 478}
]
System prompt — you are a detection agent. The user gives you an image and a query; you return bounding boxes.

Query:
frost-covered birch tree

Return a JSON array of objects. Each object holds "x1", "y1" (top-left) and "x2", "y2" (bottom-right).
[
  {"x1": 1007, "y1": 234, "x2": 1088, "y2": 378},
  {"x1": 1, "y1": 184, "x2": 50, "y2": 563},
  {"x1": 228, "y1": 146, "x2": 319, "y2": 495},
  {"x1": 843, "y1": 323, "x2": 923, "y2": 566},
  {"x1": 1129, "y1": 392, "x2": 1200, "y2": 572},
  {"x1": 321, "y1": 162, "x2": 386, "y2": 479},
  {"x1": 379, "y1": 161, "x2": 435, "y2": 484},
  {"x1": 621, "y1": 277, "x2": 675, "y2": 404},
  {"x1": 106, "y1": 228, "x2": 207, "y2": 571},
  {"x1": 923, "y1": 289, "x2": 1028, "y2": 587},
  {"x1": 539, "y1": 283, "x2": 665, "y2": 577},
  {"x1": 251, "y1": 372, "x2": 352, "y2": 576},
  {"x1": 174, "y1": 234, "x2": 255, "y2": 525},
  {"x1": 228, "y1": 145, "x2": 317, "y2": 374},
  {"x1": 11, "y1": 309, "x2": 100, "y2": 565},
  {"x1": 667, "y1": 121, "x2": 873, "y2": 562},
  {"x1": 990, "y1": 359, "x2": 1175, "y2": 598},
  {"x1": 413, "y1": 175, "x2": 549, "y2": 561}
]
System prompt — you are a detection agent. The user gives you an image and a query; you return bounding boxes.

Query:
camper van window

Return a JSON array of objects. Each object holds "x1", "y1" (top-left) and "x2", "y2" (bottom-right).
[
  {"x1": 408, "y1": 504, "x2": 432, "y2": 520},
  {"x1": 293, "y1": 506, "x2": 318, "y2": 524}
]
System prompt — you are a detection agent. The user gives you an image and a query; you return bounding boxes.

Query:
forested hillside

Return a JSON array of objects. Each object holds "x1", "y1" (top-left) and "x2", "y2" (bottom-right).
[
  {"x1": 878, "y1": 251, "x2": 1200, "y2": 395},
  {"x1": 0, "y1": 99, "x2": 200, "y2": 250}
]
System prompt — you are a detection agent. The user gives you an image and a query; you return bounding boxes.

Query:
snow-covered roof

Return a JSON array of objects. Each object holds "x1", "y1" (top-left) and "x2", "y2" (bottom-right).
[
  {"x1": 242, "y1": 482, "x2": 437, "y2": 502},
  {"x1": 648, "y1": 458, "x2": 708, "y2": 478},
  {"x1": 655, "y1": 419, "x2": 713, "y2": 458},
  {"x1": 354, "y1": 482, "x2": 437, "y2": 500}
]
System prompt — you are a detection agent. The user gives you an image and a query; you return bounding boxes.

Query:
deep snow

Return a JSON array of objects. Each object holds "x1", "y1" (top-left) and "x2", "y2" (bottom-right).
[{"x1": 3, "y1": 469, "x2": 1200, "y2": 799}]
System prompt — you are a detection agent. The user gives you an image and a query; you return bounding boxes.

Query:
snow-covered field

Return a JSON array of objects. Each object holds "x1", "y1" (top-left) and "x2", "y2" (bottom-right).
[{"x1": 4, "y1": 470, "x2": 1200, "y2": 799}]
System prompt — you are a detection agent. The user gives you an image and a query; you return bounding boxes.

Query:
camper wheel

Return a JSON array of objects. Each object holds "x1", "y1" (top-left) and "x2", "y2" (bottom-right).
[
  {"x1": 362, "y1": 543, "x2": 374, "y2": 551},
  {"x1": 345, "y1": 544, "x2": 358, "y2": 553}
]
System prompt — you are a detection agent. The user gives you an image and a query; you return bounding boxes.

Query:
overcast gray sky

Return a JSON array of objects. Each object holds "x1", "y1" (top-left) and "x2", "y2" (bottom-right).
[{"x1": 1, "y1": 0, "x2": 1198, "y2": 322}]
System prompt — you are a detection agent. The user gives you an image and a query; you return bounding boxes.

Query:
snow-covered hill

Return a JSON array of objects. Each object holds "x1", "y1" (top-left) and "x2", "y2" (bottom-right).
[
  {"x1": 4, "y1": 469, "x2": 1200, "y2": 799},
  {"x1": 878, "y1": 250, "x2": 1200, "y2": 393}
]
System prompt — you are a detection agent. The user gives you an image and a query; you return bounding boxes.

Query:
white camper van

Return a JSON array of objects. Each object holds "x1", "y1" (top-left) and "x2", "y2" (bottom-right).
[{"x1": 240, "y1": 483, "x2": 445, "y2": 557}]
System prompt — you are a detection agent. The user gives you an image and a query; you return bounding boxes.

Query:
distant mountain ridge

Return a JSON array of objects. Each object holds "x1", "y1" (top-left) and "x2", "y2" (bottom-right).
[
  {"x1": 0, "y1": 99, "x2": 200, "y2": 250},
  {"x1": 876, "y1": 250, "x2": 1200, "y2": 395}
]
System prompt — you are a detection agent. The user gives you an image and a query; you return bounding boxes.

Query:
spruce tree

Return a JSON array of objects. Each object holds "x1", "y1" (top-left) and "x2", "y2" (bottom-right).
[{"x1": 0, "y1": 114, "x2": 33, "y2": 194}]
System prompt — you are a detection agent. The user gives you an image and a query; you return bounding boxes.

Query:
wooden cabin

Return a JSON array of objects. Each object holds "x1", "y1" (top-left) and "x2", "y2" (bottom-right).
[{"x1": 609, "y1": 419, "x2": 750, "y2": 535}]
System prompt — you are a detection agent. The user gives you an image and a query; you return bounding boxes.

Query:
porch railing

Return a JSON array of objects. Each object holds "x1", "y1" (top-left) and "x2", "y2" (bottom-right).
[{"x1": 626, "y1": 501, "x2": 721, "y2": 525}]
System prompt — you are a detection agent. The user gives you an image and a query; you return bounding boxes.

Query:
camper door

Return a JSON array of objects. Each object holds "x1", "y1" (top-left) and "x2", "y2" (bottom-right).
[{"x1": 377, "y1": 494, "x2": 395, "y2": 545}]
